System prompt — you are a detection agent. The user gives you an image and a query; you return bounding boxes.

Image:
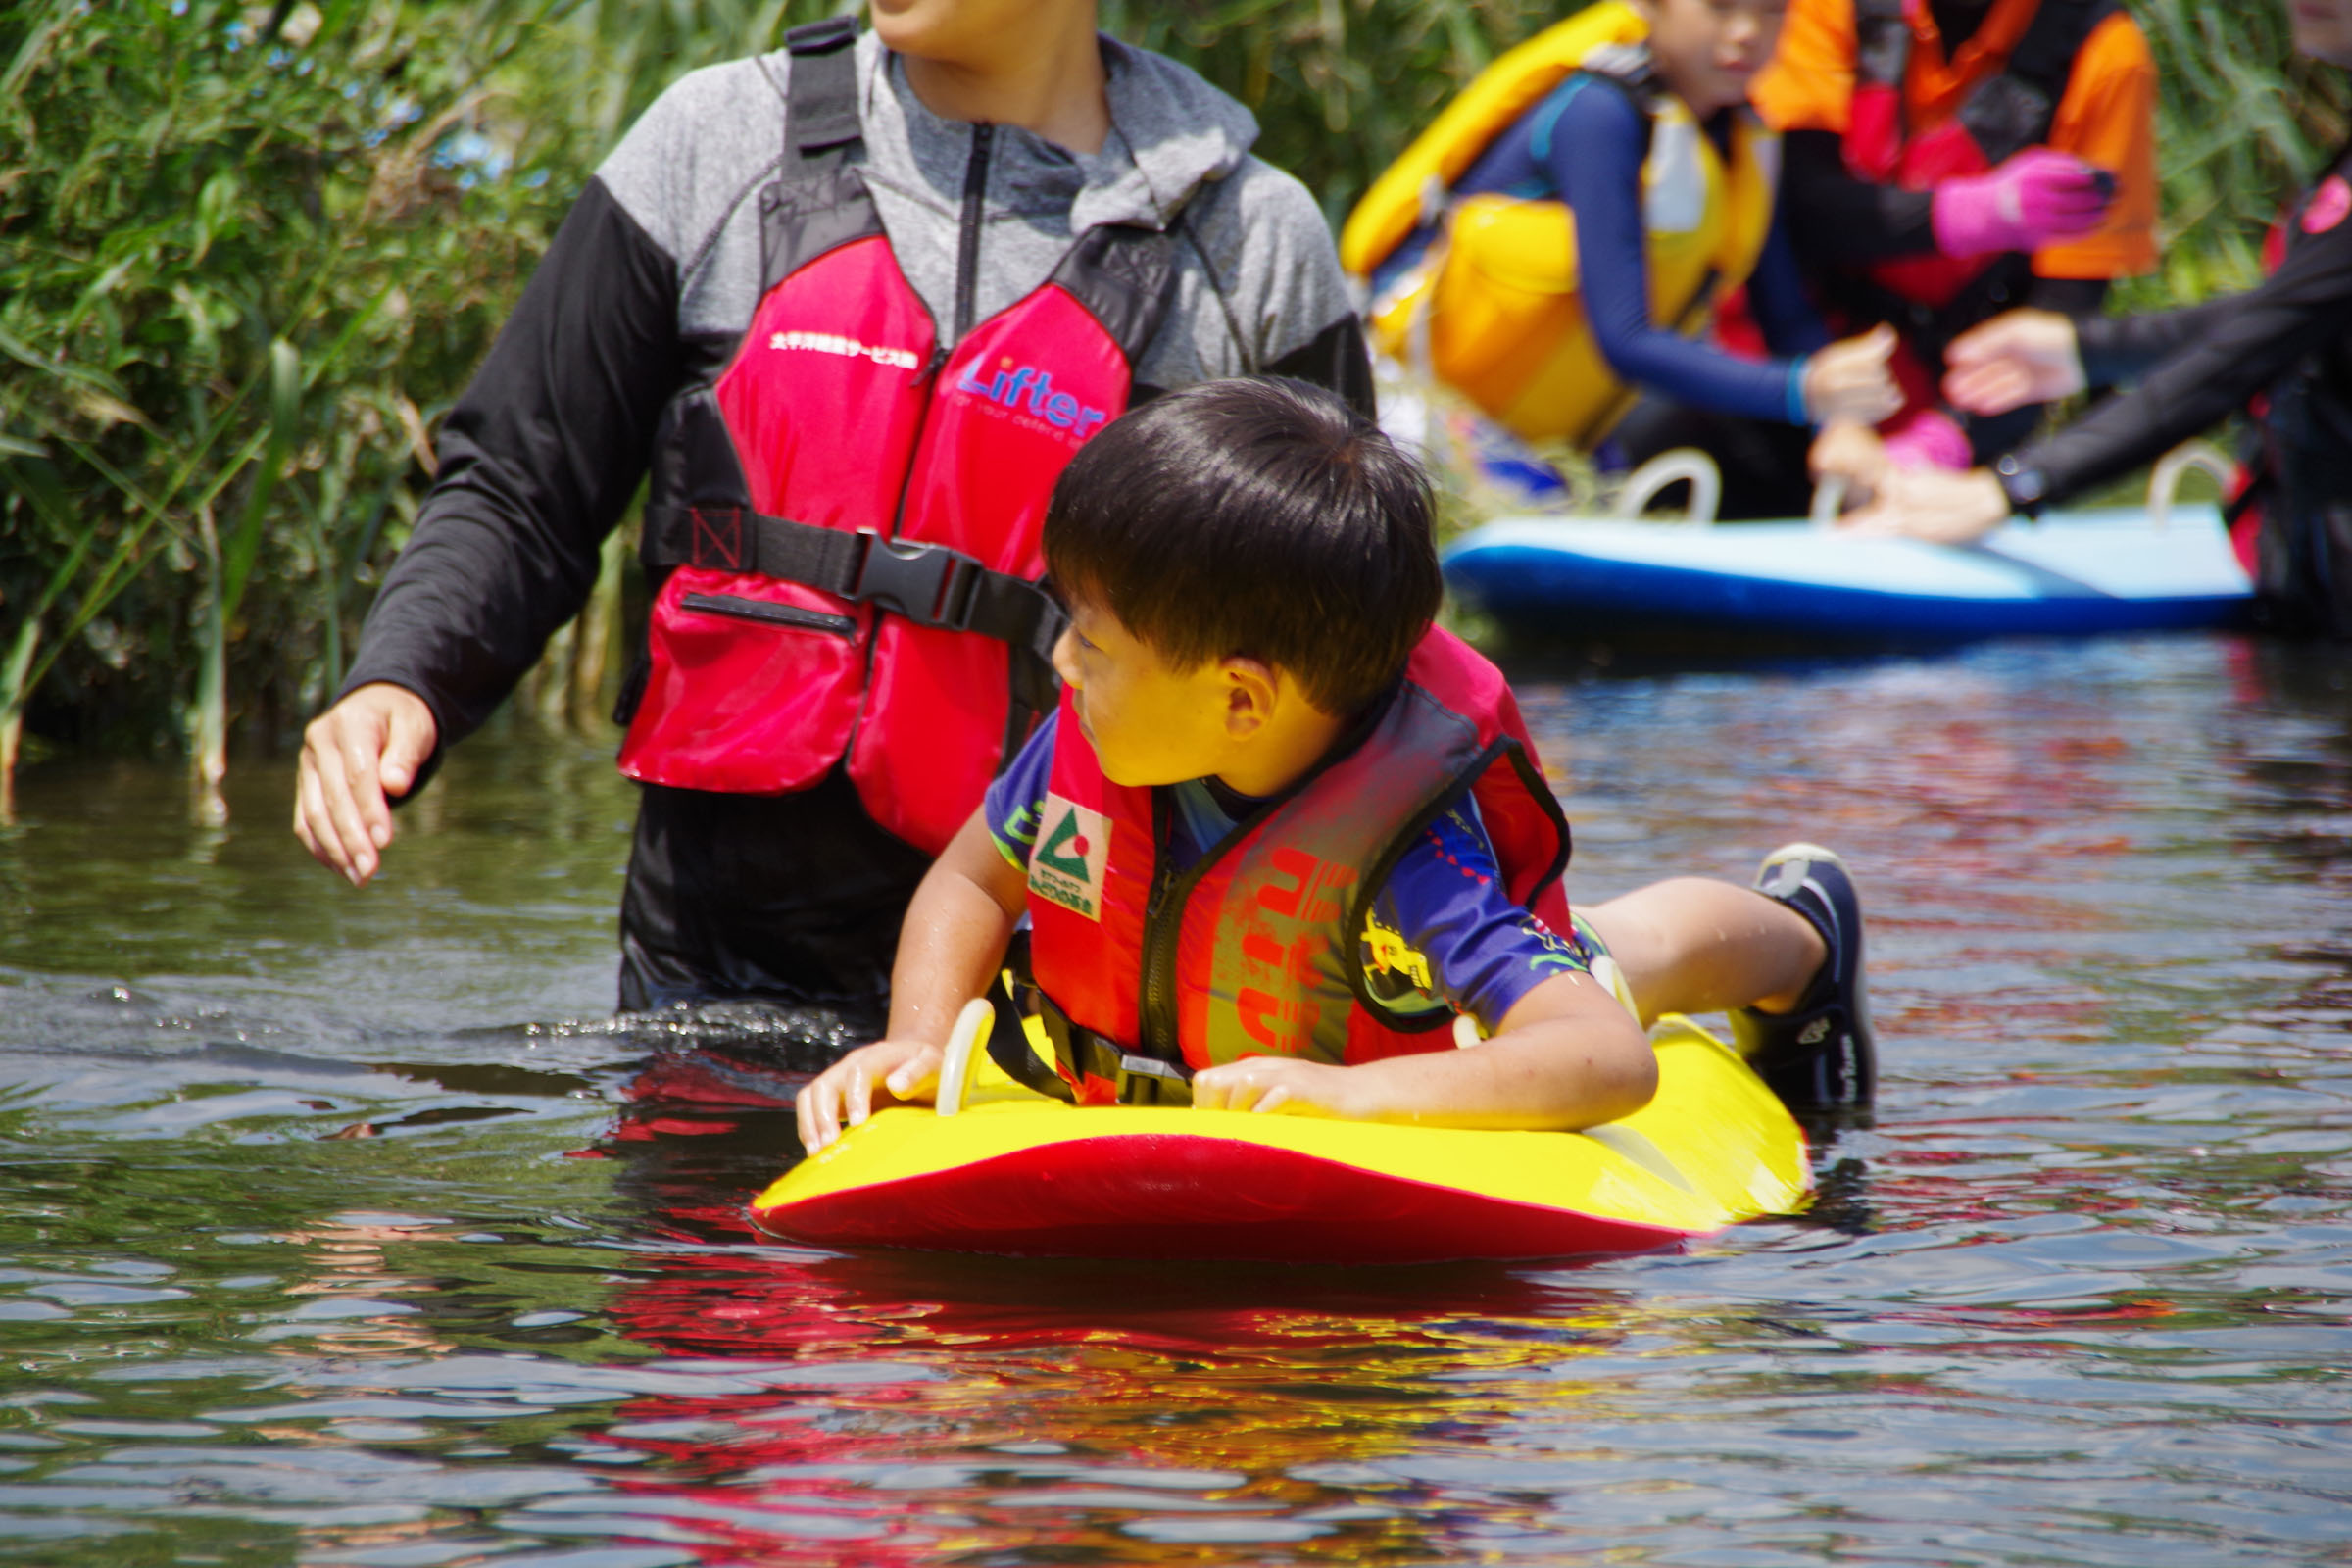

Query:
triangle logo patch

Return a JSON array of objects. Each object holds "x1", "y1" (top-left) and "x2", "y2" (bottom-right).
[{"x1": 1029, "y1": 794, "x2": 1109, "y2": 920}]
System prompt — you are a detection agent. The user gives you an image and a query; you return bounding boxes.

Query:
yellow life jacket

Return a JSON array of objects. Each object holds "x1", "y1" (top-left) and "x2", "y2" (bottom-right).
[{"x1": 1342, "y1": 2, "x2": 1781, "y2": 448}]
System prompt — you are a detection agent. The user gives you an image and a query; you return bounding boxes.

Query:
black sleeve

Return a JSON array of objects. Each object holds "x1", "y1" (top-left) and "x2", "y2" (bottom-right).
[
  {"x1": 2024, "y1": 276, "x2": 2106, "y2": 315},
  {"x1": 2074, "y1": 296, "x2": 2237, "y2": 386},
  {"x1": 1781, "y1": 128, "x2": 1939, "y2": 265},
  {"x1": 339, "y1": 176, "x2": 684, "y2": 776},
  {"x1": 2011, "y1": 218, "x2": 2352, "y2": 507},
  {"x1": 1265, "y1": 314, "x2": 1378, "y2": 421}
]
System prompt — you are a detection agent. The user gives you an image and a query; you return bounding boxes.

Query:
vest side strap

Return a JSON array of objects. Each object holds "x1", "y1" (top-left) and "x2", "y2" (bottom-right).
[{"x1": 647, "y1": 505, "x2": 1064, "y2": 651}]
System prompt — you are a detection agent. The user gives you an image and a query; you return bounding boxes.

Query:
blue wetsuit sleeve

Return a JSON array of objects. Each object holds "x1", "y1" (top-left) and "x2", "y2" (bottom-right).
[
  {"x1": 1547, "y1": 82, "x2": 1814, "y2": 425},
  {"x1": 1369, "y1": 806, "x2": 1594, "y2": 1033},
  {"x1": 983, "y1": 725, "x2": 1056, "y2": 872}
]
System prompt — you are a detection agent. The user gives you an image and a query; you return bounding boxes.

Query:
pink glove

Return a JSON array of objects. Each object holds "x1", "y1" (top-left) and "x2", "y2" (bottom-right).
[
  {"x1": 1880, "y1": 408, "x2": 1973, "y2": 471},
  {"x1": 1931, "y1": 149, "x2": 2115, "y2": 259}
]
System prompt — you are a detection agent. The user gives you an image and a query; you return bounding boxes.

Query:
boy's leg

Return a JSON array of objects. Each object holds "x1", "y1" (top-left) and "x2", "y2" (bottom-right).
[
  {"x1": 1582, "y1": 846, "x2": 1873, "y2": 1111},
  {"x1": 1581, "y1": 878, "x2": 1823, "y2": 1025}
]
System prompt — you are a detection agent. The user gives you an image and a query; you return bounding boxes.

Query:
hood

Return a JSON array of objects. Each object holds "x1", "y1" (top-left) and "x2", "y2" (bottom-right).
[{"x1": 857, "y1": 30, "x2": 1260, "y2": 236}]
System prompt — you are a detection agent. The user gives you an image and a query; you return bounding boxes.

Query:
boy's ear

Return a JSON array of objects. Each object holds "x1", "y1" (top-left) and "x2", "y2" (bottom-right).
[{"x1": 1219, "y1": 657, "x2": 1279, "y2": 740}]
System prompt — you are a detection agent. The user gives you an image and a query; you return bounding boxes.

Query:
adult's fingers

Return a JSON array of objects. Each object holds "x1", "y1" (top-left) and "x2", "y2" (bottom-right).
[
  {"x1": 296, "y1": 718, "x2": 380, "y2": 885},
  {"x1": 379, "y1": 697, "x2": 437, "y2": 799},
  {"x1": 1945, "y1": 365, "x2": 2037, "y2": 416},
  {"x1": 1946, "y1": 315, "x2": 2030, "y2": 365}
]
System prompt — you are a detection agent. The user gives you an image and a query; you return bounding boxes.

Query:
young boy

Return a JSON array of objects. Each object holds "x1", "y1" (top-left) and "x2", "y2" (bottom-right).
[{"x1": 797, "y1": 378, "x2": 1873, "y2": 1152}]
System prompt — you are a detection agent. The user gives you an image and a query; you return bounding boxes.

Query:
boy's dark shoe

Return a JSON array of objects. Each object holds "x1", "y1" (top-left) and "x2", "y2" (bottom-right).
[{"x1": 1731, "y1": 843, "x2": 1876, "y2": 1113}]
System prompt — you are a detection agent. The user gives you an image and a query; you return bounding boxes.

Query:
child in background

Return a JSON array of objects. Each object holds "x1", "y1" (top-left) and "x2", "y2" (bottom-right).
[
  {"x1": 1341, "y1": 0, "x2": 1900, "y2": 516},
  {"x1": 797, "y1": 378, "x2": 1875, "y2": 1152}
]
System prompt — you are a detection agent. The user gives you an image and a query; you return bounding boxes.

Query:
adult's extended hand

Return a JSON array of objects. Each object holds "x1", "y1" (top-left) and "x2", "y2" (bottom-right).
[
  {"x1": 1840, "y1": 466, "x2": 2014, "y2": 546},
  {"x1": 1943, "y1": 308, "x2": 2087, "y2": 416},
  {"x1": 293, "y1": 682, "x2": 438, "y2": 887}
]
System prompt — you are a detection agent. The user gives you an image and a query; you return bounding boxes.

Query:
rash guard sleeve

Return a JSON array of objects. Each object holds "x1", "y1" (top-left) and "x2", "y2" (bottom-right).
[
  {"x1": 1546, "y1": 81, "x2": 1815, "y2": 425},
  {"x1": 984, "y1": 723, "x2": 1058, "y2": 873},
  {"x1": 1367, "y1": 804, "x2": 1594, "y2": 1034}
]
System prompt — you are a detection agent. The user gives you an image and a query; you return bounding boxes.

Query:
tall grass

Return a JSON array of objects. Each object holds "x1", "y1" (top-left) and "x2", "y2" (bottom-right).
[
  {"x1": 2, "y1": 0, "x2": 2341, "y2": 815},
  {"x1": 0, "y1": 0, "x2": 830, "y2": 816},
  {"x1": 2121, "y1": 0, "x2": 2351, "y2": 310}
]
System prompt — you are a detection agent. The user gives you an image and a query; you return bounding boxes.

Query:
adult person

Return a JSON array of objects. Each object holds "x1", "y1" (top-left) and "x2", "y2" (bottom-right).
[
  {"x1": 1340, "y1": 0, "x2": 1900, "y2": 504},
  {"x1": 293, "y1": 0, "x2": 1373, "y2": 1031},
  {"x1": 1840, "y1": 0, "x2": 2352, "y2": 639},
  {"x1": 1732, "y1": 0, "x2": 2157, "y2": 513}
]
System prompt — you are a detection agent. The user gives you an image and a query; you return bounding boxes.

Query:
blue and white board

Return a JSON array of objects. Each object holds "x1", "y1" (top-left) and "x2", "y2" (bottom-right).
[{"x1": 1444, "y1": 504, "x2": 2255, "y2": 645}]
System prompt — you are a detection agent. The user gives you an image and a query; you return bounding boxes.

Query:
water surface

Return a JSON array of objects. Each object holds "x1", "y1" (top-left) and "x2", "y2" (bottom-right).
[{"x1": 3, "y1": 635, "x2": 2348, "y2": 1566}]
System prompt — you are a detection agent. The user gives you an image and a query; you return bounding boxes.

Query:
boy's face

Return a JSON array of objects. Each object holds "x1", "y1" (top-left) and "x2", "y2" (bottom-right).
[
  {"x1": 1050, "y1": 592, "x2": 1239, "y2": 788},
  {"x1": 1642, "y1": 0, "x2": 1788, "y2": 115}
]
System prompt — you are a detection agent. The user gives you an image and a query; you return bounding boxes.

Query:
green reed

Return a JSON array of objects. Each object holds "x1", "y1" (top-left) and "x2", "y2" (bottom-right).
[{"x1": 1, "y1": 0, "x2": 2340, "y2": 811}]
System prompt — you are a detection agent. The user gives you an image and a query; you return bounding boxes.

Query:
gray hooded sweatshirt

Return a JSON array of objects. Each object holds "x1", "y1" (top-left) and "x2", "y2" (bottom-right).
[{"x1": 342, "y1": 26, "x2": 1370, "y2": 1015}]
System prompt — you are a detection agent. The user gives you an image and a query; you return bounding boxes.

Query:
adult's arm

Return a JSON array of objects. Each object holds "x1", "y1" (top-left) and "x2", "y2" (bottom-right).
[
  {"x1": 2070, "y1": 296, "x2": 2237, "y2": 387},
  {"x1": 2008, "y1": 216, "x2": 2352, "y2": 508},
  {"x1": 1780, "y1": 128, "x2": 1939, "y2": 264},
  {"x1": 1555, "y1": 83, "x2": 1810, "y2": 424},
  {"x1": 337, "y1": 177, "x2": 684, "y2": 775}
]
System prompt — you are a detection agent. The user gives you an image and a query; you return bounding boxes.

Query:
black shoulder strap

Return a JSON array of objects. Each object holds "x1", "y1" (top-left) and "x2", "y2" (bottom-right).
[
  {"x1": 1853, "y1": 0, "x2": 1913, "y2": 94},
  {"x1": 783, "y1": 17, "x2": 862, "y2": 173},
  {"x1": 1959, "y1": 0, "x2": 2121, "y2": 165}
]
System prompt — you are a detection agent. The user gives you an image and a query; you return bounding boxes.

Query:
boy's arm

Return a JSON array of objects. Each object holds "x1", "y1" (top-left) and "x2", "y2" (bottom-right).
[
  {"x1": 795, "y1": 808, "x2": 1029, "y2": 1151},
  {"x1": 1190, "y1": 968, "x2": 1655, "y2": 1130}
]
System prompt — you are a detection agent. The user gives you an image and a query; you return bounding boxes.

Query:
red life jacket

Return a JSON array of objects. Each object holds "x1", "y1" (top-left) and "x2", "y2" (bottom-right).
[
  {"x1": 1022, "y1": 627, "x2": 1572, "y2": 1102},
  {"x1": 614, "y1": 19, "x2": 1175, "y2": 856},
  {"x1": 1838, "y1": 0, "x2": 2117, "y2": 320},
  {"x1": 2229, "y1": 172, "x2": 2352, "y2": 631}
]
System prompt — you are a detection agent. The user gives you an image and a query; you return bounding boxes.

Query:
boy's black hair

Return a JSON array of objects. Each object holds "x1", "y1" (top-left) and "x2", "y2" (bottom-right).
[{"x1": 1042, "y1": 376, "x2": 1441, "y2": 714}]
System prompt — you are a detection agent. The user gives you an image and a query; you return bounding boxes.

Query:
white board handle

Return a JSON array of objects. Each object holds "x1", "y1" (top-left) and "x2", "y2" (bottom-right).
[
  {"x1": 1615, "y1": 448, "x2": 1722, "y2": 526},
  {"x1": 2147, "y1": 440, "x2": 2235, "y2": 533},
  {"x1": 1808, "y1": 475, "x2": 1849, "y2": 531},
  {"x1": 934, "y1": 998, "x2": 993, "y2": 1118}
]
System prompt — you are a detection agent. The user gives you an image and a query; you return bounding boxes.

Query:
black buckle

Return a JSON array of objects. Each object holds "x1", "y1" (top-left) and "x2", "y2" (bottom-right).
[
  {"x1": 1113, "y1": 1053, "x2": 1192, "y2": 1106},
  {"x1": 851, "y1": 535, "x2": 981, "y2": 628}
]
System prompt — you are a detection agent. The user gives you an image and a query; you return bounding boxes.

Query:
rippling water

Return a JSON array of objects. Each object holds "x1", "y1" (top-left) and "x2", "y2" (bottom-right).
[{"x1": 2, "y1": 634, "x2": 2348, "y2": 1567}]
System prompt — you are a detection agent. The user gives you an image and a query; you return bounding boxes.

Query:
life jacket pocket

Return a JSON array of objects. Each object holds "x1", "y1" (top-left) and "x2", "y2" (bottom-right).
[
  {"x1": 848, "y1": 617, "x2": 1021, "y2": 857},
  {"x1": 617, "y1": 565, "x2": 872, "y2": 796}
]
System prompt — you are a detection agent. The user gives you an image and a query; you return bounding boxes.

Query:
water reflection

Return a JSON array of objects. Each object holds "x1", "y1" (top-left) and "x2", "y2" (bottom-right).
[{"x1": 0, "y1": 634, "x2": 2348, "y2": 1565}]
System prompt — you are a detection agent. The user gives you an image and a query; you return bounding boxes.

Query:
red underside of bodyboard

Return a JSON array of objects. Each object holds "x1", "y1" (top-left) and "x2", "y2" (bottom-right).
[{"x1": 749, "y1": 1134, "x2": 1691, "y2": 1264}]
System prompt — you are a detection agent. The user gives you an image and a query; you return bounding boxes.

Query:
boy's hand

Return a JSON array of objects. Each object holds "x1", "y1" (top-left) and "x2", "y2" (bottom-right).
[
  {"x1": 1801, "y1": 325, "x2": 1903, "y2": 428},
  {"x1": 796, "y1": 1038, "x2": 945, "y2": 1153},
  {"x1": 1191, "y1": 1056, "x2": 1370, "y2": 1119}
]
